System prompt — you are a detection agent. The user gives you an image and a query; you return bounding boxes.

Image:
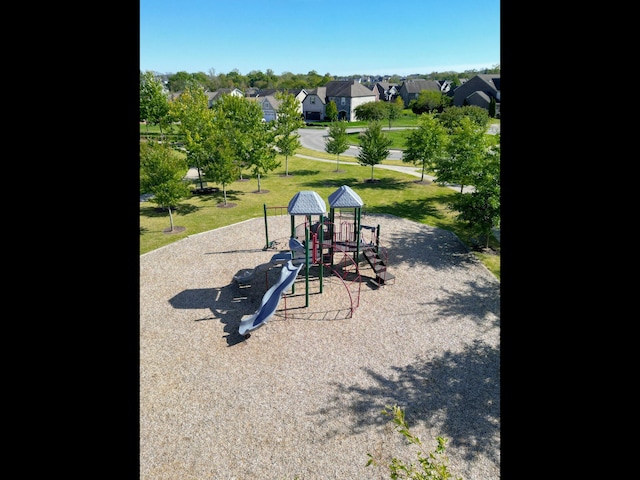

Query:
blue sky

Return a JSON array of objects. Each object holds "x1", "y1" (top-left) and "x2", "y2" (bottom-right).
[{"x1": 140, "y1": 0, "x2": 500, "y2": 77}]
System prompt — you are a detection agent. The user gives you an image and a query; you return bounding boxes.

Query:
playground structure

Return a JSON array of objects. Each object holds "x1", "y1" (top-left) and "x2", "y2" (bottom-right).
[{"x1": 237, "y1": 185, "x2": 394, "y2": 338}]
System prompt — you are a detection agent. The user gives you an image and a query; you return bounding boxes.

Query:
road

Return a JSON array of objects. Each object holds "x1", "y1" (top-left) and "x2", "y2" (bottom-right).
[
  {"x1": 297, "y1": 124, "x2": 499, "y2": 159},
  {"x1": 295, "y1": 124, "x2": 499, "y2": 186},
  {"x1": 297, "y1": 127, "x2": 405, "y2": 160}
]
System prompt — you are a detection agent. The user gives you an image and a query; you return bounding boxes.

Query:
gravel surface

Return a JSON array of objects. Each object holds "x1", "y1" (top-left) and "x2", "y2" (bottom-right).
[{"x1": 140, "y1": 213, "x2": 500, "y2": 479}]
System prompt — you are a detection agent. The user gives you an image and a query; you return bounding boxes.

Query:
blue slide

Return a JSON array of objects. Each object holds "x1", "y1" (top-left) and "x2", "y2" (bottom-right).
[{"x1": 239, "y1": 259, "x2": 304, "y2": 337}]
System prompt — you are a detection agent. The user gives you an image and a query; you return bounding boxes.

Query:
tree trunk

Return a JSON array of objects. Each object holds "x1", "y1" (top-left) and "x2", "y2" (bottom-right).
[
  {"x1": 197, "y1": 161, "x2": 204, "y2": 189},
  {"x1": 257, "y1": 173, "x2": 262, "y2": 192},
  {"x1": 168, "y1": 207, "x2": 174, "y2": 231}
]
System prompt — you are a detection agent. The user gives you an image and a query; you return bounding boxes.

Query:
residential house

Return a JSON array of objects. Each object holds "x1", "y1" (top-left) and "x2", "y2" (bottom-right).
[
  {"x1": 247, "y1": 88, "x2": 307, "y2": 121},
  {"x1": 452, "y1": 74, "x2": 500, "y2": 115},
  {"x1": 397, "y1": 79, "x2": 445, "y2": 107},
  {"x1": 205, "y1": 87, "x2": 244, "y2": 108},
  {"x1": 372, "y1": 81, "x2": 399, "y2": 102},
  {"x1": 302, "y1": 80, "x2": 376, "y2": 122},
  {"x1": 249, "y1": 95, "x2": 281, "y2": 122}
]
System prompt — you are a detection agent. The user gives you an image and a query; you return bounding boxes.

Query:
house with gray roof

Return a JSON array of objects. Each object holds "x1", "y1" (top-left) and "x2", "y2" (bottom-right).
[
  {"x1": 452, "y1": 74, "x2": 500, "y2": 115},
  {"x1": 372, "y1": 81, "x2": 399, "y2": 102},
  {"x1": 205, "y1": 88, "x2": 244, "y2": 108},
  {"x1": 397, "y1": 79, "x2": 447, "y2": 108},
  {"x1": 302, "y1": 80, "x2": 376, "y2": 122},
  {"x1": 248, "y1": 88, "x2": 307, "y2": 122}
]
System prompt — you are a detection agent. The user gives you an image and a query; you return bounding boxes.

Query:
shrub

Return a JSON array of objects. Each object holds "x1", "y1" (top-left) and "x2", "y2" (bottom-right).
[{"x1": 366, "y1": 405, "x2": 463, "y2": 480}]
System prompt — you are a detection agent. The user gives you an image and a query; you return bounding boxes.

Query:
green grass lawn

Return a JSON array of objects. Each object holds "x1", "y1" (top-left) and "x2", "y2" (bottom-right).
[{"x1": 140, "y1": 152, "x2": 500, "y2": 279}]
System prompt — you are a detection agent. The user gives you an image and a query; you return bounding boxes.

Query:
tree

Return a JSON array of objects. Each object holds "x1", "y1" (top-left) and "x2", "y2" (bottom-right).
[
  {"x1": 212, "y1": 95, "x2": 279, "y2": 192},
  {"x1": 357, "y1": 121, "x2": 392, "y2": 182},
  {"x1": 384, "y1": 96, "x2": 405, "y2": 129},
  {"x1": 247, "y1": 121, "x2": 279, "y2": 192},
  {"x1": 488, "y1": 96, "x2": 496, "y2": 118},
  {"x1": 140, "y1": 71, "x2": 172, "y2": 138},
  {"x1": 354, "y1": 101, "x2": 386, "y2": 122},
  {"x1": 166, "y1": 71, "x2": 194, "y2": 92},
  {"x1": 325, "y1": 100, "x2": 338, "y2": 122},
  {"x1": 410, "y1": 90, "x2": 449, "y2": 116},
  {"x1": 438, "y1": 105, "x2": 489, "y2": 133},
  {"x1": 274, "y1": 91, "x2": 305, "y2": 176},
  {"x1": 169, "y1": 81, "x2": 212, "y2": 190},
  {"x1": 434, "y1": 115, "x2": 488, "y2": 193},
  {"x1": 449, "y1": 140, "x2": 500, "y2": 248},
  {"x1": 402, "y1": 113, "x2": 449, "y2": 182},
  {"x1": 201, "y1": 127, "x2": 239, "y2": 206},
  {"x1": 140, "y1": 141, "x2": 191, "y2": 231},
  {"x1": 324, "y1": 120, "x2": 349, "y2": 171}
]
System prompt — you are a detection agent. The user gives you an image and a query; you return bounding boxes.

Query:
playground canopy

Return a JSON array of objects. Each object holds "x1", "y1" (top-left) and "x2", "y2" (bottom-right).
[
  {"x1": 328, "y1": 185, "x2": 363, "y2": 208},
  {"x1": 287, "y1": 190, "x2": 327, "y2": 216}
]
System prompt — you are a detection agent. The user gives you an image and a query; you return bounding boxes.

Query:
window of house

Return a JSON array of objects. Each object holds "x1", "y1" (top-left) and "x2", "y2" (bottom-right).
[
  {"x1": 341, "y1": 97, "x2": 345, "y2": 105},
  {"x1": 310, "y1": 96, "x2": 316, "y2": 104}
]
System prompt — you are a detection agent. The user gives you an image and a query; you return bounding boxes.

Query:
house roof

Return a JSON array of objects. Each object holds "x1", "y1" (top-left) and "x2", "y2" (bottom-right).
[
  {"x1": 305, "y1": 87, "x2": 327, "y2": 105},
  {"x1": 249, "y1": 94, "x2": 281, "y2": 110},
  {"x1": 208, "y1": 88, "x2": 244, "y2": 103},
  {"x1": 374, "y1": 81, "x2": 398, "y2": 91},
  {"x1": 402, "y1": 79, "x2": 442, "y2": 93},
  {"x1": 475, "y1": 74, "x2": 500, "y2": 91},
  {"x1": 287, "y1": 191, "x2": 327, "y2": 215},
  {"x1": 328, "y1": 185, "x2": 364, "y2": 208},
  {"x1": 256, "y1": 88, "x2": 305, "y2": 97},
  {"x1": 325, "y1": 80, "x2": 375, "y2": 98}
]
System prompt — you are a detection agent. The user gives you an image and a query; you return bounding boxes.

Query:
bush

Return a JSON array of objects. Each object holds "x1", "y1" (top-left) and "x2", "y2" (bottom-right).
[{"x1": 366, "y1": 405, "x2": 463, "y2": 480}]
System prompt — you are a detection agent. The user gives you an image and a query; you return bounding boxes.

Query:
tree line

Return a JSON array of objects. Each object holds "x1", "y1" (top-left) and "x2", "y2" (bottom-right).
[{"x1": 147, "y1": 65, "x2": 500, "y2": 93}]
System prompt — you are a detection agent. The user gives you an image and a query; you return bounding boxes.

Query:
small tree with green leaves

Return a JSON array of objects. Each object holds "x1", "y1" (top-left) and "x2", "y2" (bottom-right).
[
  {"x1": 357, "y1": 121, "x2": 392, "y2": 182},
  {"x1": 402, "y1": 113, "x2": 449, "y2": 182},
  {"x1": 325, "y1": 100, "x2": 338, "y2": 122},
  {"x1": 246, "y1": 120, "x2": 279, "y2": 192},
  {"x1": 438, "y1": 105, "x2": 489, "y2": 133},
  {"x1": 140, "y1": 141, "x2": 191, "y2": 231},
  {"x1": 274, "y1": 91, "x2": 305, "y2": 176},
  {"x1": 325, "y1": 120, "x2": 349, "y2": 171},
  {"x1": 449, "y1": 141, "x2": 500, "y2": 248},
  {"x1": 211, "y1": 94, "x2": 279, "y2": 188},
  {"x1": 385, "y1": 96, "x2": 405, "y2": 129},
  {"x1": 201, "y1": 126, "x2": 239, "y2": 206},
  {"x1": 411, "y1": 90, "x2": 449, "y2": 116},
  {"x1": 488, "y1": 97, "x2": 496, "y2": 118},
  {"x1": 169, "y1": 81, "x2": 212, "y2": 189},
  {"x1": 366, "y1": 404, "x2": 463, "y2": 480},
  {"x1": 434, "y1": 116, "x2": 488, "y2": 193},
  {"x1": 140, "y1": 71, "x2": 172, "y2": 138}
]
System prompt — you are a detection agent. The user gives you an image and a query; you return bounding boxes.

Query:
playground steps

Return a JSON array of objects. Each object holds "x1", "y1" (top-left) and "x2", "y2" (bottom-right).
[{"x1": 362, "y1": 248, "x2": 395, "y2": 286}]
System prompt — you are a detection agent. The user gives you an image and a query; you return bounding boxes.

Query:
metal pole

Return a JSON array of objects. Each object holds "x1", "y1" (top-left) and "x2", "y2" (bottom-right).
[
  {"x1": 355, "y1": 207, "x2": 362, "y2": 270},
  {"x1": 305, "y1": 226, "x2": 310, "y2": 307},
  {"x1": 263, "y1": 204, "x2": 269, "y2": 249},
  {"x1": 319, "y1": 215, "x2": 324, "y2": 293}
]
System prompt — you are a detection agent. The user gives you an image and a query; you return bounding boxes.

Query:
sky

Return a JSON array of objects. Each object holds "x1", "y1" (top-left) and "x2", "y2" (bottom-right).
[{"x1": 140, "y1": 0, "x2": 500, "y2": 78}]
